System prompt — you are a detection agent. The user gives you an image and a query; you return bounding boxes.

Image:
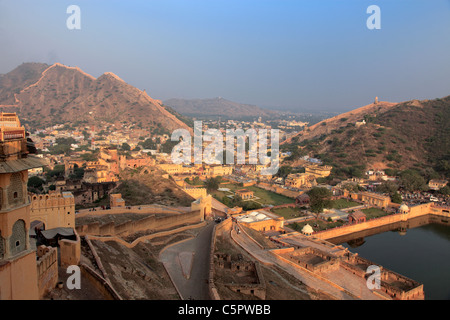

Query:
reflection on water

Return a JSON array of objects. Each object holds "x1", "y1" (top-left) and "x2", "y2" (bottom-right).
[
  {"x1": 329, "y1": 215, "x2": 450, "y2": 300},
  {"x1": 346, "y1": 237, "x2": 365, "y2": 248}
]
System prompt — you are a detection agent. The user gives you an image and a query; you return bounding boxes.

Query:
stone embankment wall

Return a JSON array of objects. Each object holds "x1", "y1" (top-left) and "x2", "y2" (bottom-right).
[{"x1": 314, "y1": 203, "x2": 450, "y2": 240}]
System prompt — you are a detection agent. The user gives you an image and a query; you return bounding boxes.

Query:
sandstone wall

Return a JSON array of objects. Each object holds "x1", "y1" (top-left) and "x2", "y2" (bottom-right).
[
  {"x1": 76, "y1": 210, "x2": 203, "y2": 237},
  {"x1": 59, "y1": 231, "x2": 81, "y2": 267},
  {"x1": 36, "y1": 247, "x2": 58, "y2": 299}
]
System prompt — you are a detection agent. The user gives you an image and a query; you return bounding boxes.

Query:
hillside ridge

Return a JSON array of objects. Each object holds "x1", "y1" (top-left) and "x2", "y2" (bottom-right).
[{"x1": 0, "y1": 62, "x2": 191, "y2": 133}]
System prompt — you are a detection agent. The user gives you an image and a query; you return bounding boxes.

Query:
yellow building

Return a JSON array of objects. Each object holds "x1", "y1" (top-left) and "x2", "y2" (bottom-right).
[
  {"x1": 183, "y1": 187, "x2": 207, "y2": 200},
  {"x1": 428, "y1": 179, "x2": 448, "y2": 191},
  {"x1": 30, "y1": 191, "x2": 75, "y2": 229},
  {"x1": 82, "y1": 164, "x2": 118, "y2": 183},
  {"x1": 158, "y1": 163, "x2": 182, "y2": 175},
  {"x1": 206, "y1": 165, "x2": 233, "y2": 177},
  {"x1": 344, "y1": 190, "x2": 391, "y2": 209},
  {"x1": 304, "y1": 164, "x2": 332, "y2": 178},
  {"x1": 359, "y1": 191, "x2": 391, "y2": 208},
  {"x1": 0, "y1": 113, "x2": 47, "y2": 300},
  {"x1": 236, "y1": 189, "x2": 254, "y2": 200},
  {"x1": 110, "y1": 193, "x2": 125, "y2": 207},
  {"x1": 191, "y1": 195, "x2": 212, "y2": 220},
  {"x1": 285, "y1": 173, "x2": 316, "y2": 189},
  {"x1": 235, "y1": 210, "x2": 284, "y2": 233}
]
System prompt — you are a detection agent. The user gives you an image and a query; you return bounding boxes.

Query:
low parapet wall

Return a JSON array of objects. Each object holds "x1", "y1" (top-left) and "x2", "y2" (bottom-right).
[
  {"x1": 314, "y1": 213, "x2": 404, "y2": 240},
  {"x1": 59, "y1": 230, "x2": 81, "y2": 267},
  {"x1": 76, "y1": 205, "x2": 185, "y2": 218},
  {"x1": 36, "y1": 247, "x2": 58, "y2": 299},
  {"x1": 87, "y1": 221, "x2": 207, "y2": 249}
]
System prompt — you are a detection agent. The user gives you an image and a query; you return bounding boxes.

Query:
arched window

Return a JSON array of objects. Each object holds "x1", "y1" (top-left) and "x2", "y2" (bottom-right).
[{"x1": 9, "y1": 220, "x2": 26, "y2": 256}]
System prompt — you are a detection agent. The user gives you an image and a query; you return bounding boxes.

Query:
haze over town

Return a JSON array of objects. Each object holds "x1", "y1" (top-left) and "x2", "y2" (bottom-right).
[
  {"x1": 1, "y1": 0, "x2": 450, "y2": 112},
  {"x1": 0, "y1": 0, "x2": 449, "y2": 305}
]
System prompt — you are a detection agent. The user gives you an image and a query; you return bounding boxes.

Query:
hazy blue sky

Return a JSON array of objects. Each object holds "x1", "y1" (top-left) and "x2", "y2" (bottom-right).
[{"x1": 1, "y1": 0, "x2": 450, "y2": 112}]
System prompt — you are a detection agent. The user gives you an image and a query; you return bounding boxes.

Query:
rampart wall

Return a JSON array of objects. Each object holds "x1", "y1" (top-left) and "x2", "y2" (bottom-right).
[
  {"x1": 36, "y1": 246, "x2": 58, "y2": 299},
  {"x1": 76, "y1": 210, "x2": 203, "y2": 237}
]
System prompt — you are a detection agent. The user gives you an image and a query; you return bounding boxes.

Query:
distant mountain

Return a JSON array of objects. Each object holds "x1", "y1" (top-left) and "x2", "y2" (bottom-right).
[
  {"x1": 282, "y1": 96, "x2": 450, "y2": 178},
  {"x1": 163, "y1": 97, "x2": 278, "y2": 119},
  {"x1": 0, "y1": 62, "x2": 191, "y2": 133}
]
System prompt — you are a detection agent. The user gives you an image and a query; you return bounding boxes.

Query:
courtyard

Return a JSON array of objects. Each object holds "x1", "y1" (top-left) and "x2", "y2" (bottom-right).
[{"x1": 213, "y1": 183, "x2": 294, "y2": 207}]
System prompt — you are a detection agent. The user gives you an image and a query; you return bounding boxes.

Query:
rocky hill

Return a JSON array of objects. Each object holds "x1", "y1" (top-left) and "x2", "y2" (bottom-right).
[
  {"x1": 164, "y1": 97, "x2": 278, "y2": 119},
  {"x1": 0, "y1": 62, "x2": 191, "y2": 133},
  {"x1": 282, "y1": 96, "x2": 450, "y2": 179},
  {"x1": 282, "y1": 99, "x2": 398, "y2": 144}
]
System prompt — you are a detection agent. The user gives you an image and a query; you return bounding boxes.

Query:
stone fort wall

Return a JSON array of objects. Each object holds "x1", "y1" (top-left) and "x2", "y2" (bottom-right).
[
  {"x1": 75, "y1": 205, "x2": 185, "y2": 218},
  {"x1": 30, "y1": 191, "x2": 75, "y2": 229},
  {"x1": 36, "y1": 245, "x2": 58, "y2": 299},
  {"x1": 76, "y1": 210, "x2": 203, "y2": 237}
]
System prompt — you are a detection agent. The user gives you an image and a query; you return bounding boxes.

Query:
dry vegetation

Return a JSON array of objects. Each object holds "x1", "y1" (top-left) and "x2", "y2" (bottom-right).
[
  {"x1": 0, "y1": 62, "x2": 190, "y2": 132},
  {"x1": 283, "y1": 96, "x2": 450, "y2": 179},
  {"x1": 116, "y1": 167, "x2": 194, "y2": 207}
]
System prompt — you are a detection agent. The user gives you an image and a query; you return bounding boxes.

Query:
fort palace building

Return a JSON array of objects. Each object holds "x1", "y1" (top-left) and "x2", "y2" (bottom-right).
[{"x1": 0, "y1": 113, "x2": 48, "y2": 299}]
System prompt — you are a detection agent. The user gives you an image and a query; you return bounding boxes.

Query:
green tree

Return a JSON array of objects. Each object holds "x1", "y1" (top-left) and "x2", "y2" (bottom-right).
[
  {"x1": 28, "y1": 176, "x2": 45, "y2": 191},
  {"x1": 391, "y1": 191, "x2": 403, "y2": 204},
  {"x1": 438, "y1": 185, "x2": 450, "y2": 196},
  {"x1": 376, "y1": 181, "x2": 399, "y2": 194},
  {"x1": 307, "y1": 187, "x2": 332, "y2": 214},
  {"x1": 160, "y1": 139, "x2": 179, "y2": 154},
  {"x1": 242, "y1": 201, "x2": 262, "y2": 211},
  {"x1": 205, "y1": 177, "x2": 221, "y2": 192},
  {"x1": 344, "y1": 184, "x2": 359, "y2": 193},
  {"x1": 69, "y1": 166, "x2": 85, "y2": 180},
  {"x1": 399, "y1": 169, "x2": 427, "y2": 192},
  {"x1": 277, "y1": 165, "x2": 293, "y2": 179},
  {"x1": 45, "y1": 164, "x2": 65, "y2": 180},
  {"x1": 121, "y1": 142, "x2": 131, "y2": 151},
  {"x1": 81, "y1": 152, "x2": 98, "y2": 162}
]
